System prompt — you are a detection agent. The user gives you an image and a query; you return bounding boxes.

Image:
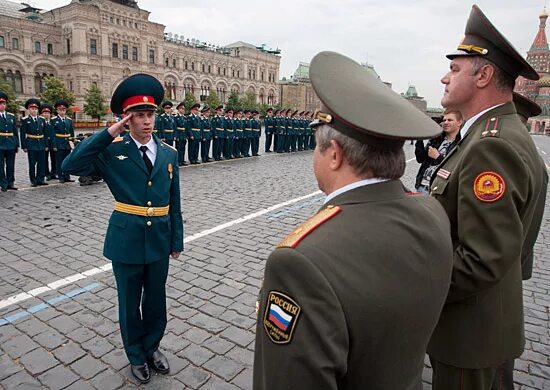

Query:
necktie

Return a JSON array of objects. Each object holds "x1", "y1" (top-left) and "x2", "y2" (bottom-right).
[{"x1": 140, "y1": 145, "x2": 153, "y2": 173}]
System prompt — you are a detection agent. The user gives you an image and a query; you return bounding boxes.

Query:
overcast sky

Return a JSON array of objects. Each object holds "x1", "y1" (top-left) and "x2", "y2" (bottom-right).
[{"x1": 28, "y1": 0, "x2": 546, "y2": 107}]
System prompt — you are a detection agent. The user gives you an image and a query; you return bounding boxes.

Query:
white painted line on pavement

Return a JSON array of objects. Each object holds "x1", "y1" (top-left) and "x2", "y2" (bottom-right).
[
  {"x1": 0, "y1": 190, "x2": 323, "y2": 311},
  {"x1": 541, "y1": 150, "x2": 547, "y2": 155}
]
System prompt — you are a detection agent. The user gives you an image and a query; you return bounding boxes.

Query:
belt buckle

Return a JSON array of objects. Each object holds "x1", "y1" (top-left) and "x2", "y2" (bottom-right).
[{"x1": 146, "y1": 207, "x2": 155, "y2": 217}]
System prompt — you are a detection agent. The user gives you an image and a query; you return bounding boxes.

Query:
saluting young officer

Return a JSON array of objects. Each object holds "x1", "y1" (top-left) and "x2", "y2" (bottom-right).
[
  {"x1": 254, "y1": 51, "x2": 453, "y2": 389},
  {"x1": 428, "y1": 6, "x2": 547, "y2": 390},
  {"x1": 62, "y1": 74, "x2": 183, "y2": 384},
  {"x1": 0, "y1": 91, "x2": 19, "y2": 191},
  {"x1": 20, "y1": 98, "x2": 48, "y2": 187}
]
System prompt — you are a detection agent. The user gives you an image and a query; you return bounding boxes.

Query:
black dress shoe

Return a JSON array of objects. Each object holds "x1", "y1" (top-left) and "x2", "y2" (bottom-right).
[
  {"x1": 131, "y1": 363, "x2": 150, "y2": 384},
  {"x1": 147, "y1": 350, "x2": 170, "y2": 374},
  {"x1": 51, "y1": 175, "x2": 59, "y2": 180},
  {"x1": 59, "y1": 179, "x2": 66, "y2": 183},
  {"x1": 37, "y1": 182, "x2": 48, "y2": 186},
  {"x1": 31, "y1": 183, "x2": 37, "y2": 187},
  {"x1": 65, "y1": 178, "x2": 75, "y2": 182},
  {"x1": 7, "y1": 186, "x2": 18, "y2": 190},
  {"x1": 183, "y1": 162, "x2": 189, "y2": 166},
  {"x1": 1, "y1": 187, "x2": 6, "y2": 192}
]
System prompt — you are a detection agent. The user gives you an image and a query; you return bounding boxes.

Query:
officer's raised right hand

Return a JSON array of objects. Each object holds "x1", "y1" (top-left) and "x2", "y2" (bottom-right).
[{"x1": 108, "y1": 113, "x2": 133, "y2": 138}]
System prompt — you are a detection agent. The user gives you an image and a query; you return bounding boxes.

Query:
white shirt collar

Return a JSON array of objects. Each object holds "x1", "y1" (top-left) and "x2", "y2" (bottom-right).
[
  {"x1": 130, "y1": 133, "x2": 157, "y2": 163},
  {"x1": 324, "y1": 178, "x2": 388, "y2": 204},
  {"x1": 460, "y1": 103, "x2": 505, "y2": 139}
]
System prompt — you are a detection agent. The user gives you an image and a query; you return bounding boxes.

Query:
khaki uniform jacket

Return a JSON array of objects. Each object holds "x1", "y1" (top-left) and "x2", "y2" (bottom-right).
[
  {"x1": 428, "y1": 102, "x2": 546, "y2": 368},
  {"x1": 254, "y1": 180, "x2": 453, "y2": 390}
]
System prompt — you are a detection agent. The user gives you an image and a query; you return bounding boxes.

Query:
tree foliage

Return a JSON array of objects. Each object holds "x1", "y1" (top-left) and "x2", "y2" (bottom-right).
[
  {"x1": 39, "y1": 76, "x2": 75, "y2": 114},
  {"x1": 240, "y1": 91, "x2": 258, "y2": 111},
  {"x1": 83, "y1": 84, "x2": 107, "y2": 124},
  {"x1": 183, "y1": 93, "x2": 197, "y2": 112},
  {"x1": 205, "y1": 93, "x2": 221, "y2": 111},
  {"x1": 0, "y1": 80, "x2": 20, "y2": 113},
  {"x1": 227, "y1": 91, "x2": 240, "y2": 108}
]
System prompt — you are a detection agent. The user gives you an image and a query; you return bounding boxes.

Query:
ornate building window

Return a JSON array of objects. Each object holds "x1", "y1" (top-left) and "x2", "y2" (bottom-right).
[
  {"x1": 149, "y1": 49, "x2": 155, "y2": 64},
  {"x1": 90, "y1": 39, "x2": 97, "y2": 55},
  {"x1": 112, "y1": 43, "x2": 118, "y2": 58},
  {"x1": 216, "y1": 87, "x2": 226, "y2": 103},
  {"x1": 12, "y1": 38, "x2": 18, "y2": 50},
  {"x1": 208, "y1": 65, "x2": 211, "y2": 73},
  {"x1": 47, "y1": 43, "x2": 53, "y2": 55},
  {"x1": 66, "y1": 39, "x2": 70, "y2": 54},
  {"x1": 184, "y1": 83, "x2": 195, "y2": 98},
  {"x1": 122, "y1": 45, "x2": 128, "y2": 60},
  {"x1": 173, "y1": 59, "x2": 176, "y2": 68},
  {"x1": 200, "y1": 85, "x2": 210, "y2": 102},
  {"x1": 132, "y1": 46, "x2": 138, "y2": 61},
  {"x1": 184, "y1": 61, "x2": 188, "y2": 70},
  {"x1": 191, "y1": 62, "x2": 194, "y2": 71},
  {"x1": 165, "y1": 80, "x2": 176, "y2": 100},
  {"x1": 35, "y1": 41, "x2": 41, "y2": 53},
  {"x1": 165, "y1": 57, "x2": 169, "y2": 67},
  {"x1": 201, "y1": 63, "x2": 205, "y2": 72},
  {"x1": 268, "y1": 91, "x2": 275, "y2": 105},
  {"x1": 0, "y1": 36, "x2": 4, "y2": 48}
]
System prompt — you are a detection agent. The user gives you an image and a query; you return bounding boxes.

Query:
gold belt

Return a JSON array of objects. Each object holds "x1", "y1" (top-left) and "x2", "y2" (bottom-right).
[
  {"x1": 216, "y1": 128, "x2": 224, "y2": 130},
  {"x1": 227, "y1": 130, "x2": 233, "y2": 132},
  {"x1": 27, "y1": 134, "x2": 44, "y2": 139},
  {"x1": 176, "y1": 127, "x2": 186, "y2": 130},
  {"x1": 55, "y1": 134, "x2": 71, "y2": 138},
  {"x1": 245, "y1": 128, "x2": 252, "y2": 130},
  {"x1": 192, "y1": 128, "x2": 200, "y2": 131},
  {"x1": 0, "y1": 132, "x2": 13, "y2": 136},
  {"x1": 114, "y1": 201, "x2": 170, "y2": 217},
  {"x1": 203, "y1": 129, "x2": 210, "y2": 132},
  {"x1": 236, "y1": 129, "x2": 243, "y2": 132},
  {"x1": 164, "y1": 130, "x2": 174, "y2": 132}
]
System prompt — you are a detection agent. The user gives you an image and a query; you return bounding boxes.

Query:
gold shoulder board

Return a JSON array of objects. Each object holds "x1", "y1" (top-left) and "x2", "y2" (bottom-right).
[
  {"x1": 277, "y1": 205, "x2": 342, "y2": 249},
  {"x1": 112, "y1": 136, "x2": 124, "y2": 143},
  {"x1": 162, "y1": 141, "x2": 177, "y2": 152}
]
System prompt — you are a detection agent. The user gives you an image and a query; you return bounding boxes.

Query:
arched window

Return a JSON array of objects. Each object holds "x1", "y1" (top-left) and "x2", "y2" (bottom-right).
[
  {"x1": 0, "y1": 36, "x2": 5, "y2": 48},
  {"x1": 47, "y1": 43, "x2": 53, "y2": 55},
  {"x1": 216, "y1": 87, "x2": 226, "y2": 103},
  {"x1": 14, "y1": 71, "x2": 22, "y2": 93},
  {"x1": 12, "y1": 38, "x2": 18, "y2": 50},
  {"x1": 268, "y1": 91, "x2": 275, "y2": 105},
  {"x1": 35, "y1": 41, "x2": 41, "y2": 53},
  {"x1": 200, "y1": 85, "x2": 210, "y2": 102},
  {"x1": 5, "y1": 70, "x2": 14, "y2": 89}
]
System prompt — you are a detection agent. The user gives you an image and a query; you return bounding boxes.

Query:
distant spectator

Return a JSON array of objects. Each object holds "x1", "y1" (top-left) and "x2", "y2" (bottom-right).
[{"x1": 414, "y1": 109, "x2": 462, "y2": 193}]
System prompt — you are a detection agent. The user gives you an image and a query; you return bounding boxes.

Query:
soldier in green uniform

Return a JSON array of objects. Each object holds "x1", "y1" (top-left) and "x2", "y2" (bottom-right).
[
  {"x1": 264, "y1": 107, "x2": 275, "y2": 153},
  {"x1": 62, "y1": 74, "x2": 184, "y2": 384},
  {"x1": 200, "y1": 106, "x2": 213, "y2": 163},
  {"x1": 158, "y1": 101, "x2": 176, "y2": 145},
  {"x1": 254, "y1": 51, "x2": 453, "y2": 390},
  {"x1": 242, "y1": 109, "x2": 252, "y2": 157},
  {"x1": 52, "y1": 100, "x2": 75, "y2": 183},
  {"x1": 20, "y1": 98, "x2": 49, "y2": 187},
  {"x1": 274, "y1": 110, "x2": 285, "y2": 153},
  {"x1": 233, "y1": 108, "x2": 244, "y2": 158},
  {"x1": 0, "y1": 92, "x2": 19, "y2": 191},
  {"x1": 41, "y1": 104, "x2": 57, "y2": 181},
  {"x1": 251, "y1": 109, "x2": 261, "y2": 156},
  {"x1": 427, "y1": 6, "x2": 546, "y2": 390},
  {"x1": 174, "y1": 102, "x2": 188, "y2": 166},
  {"x1": 212, "y1": 105, "x2": 225, "y2": 161},
  {"x1": 187, "y1": 103, "x2": 202, "y2": 164},
  {"x1": 223, "y1": 107, "x2": 235, "y2": 159}
]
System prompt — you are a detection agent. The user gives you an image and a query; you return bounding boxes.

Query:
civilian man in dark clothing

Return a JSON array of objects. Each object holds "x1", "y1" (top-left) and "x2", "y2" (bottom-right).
[{"x1": 414, "y1": 110, "x2": 462, "y2": 193}]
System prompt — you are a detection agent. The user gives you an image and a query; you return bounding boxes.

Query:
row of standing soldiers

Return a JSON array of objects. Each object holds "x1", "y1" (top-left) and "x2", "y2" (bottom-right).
[
  {"x1": 0, "y1": 95, "x2": 75, "y2": 191},
  {"x1": 154, "y1": 103, "x2": 315, "y2": 166}
]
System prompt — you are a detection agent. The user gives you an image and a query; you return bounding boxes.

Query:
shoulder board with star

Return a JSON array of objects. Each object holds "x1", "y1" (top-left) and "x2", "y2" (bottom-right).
[
  {"x1": 277, "y1": 205, "x2": 342, "y2": 249},
  {"x1": 6, "y1": 112, "x2": 14, "y2": 117},
  {"x1": 481, "y1": 116, "x2": 502, "y2": 139},
  {"x1": 65, "y1": 117, "x2": 72, "y2": 121},
  {"x1": 22, "y1": 116, "x2": 29, "y2": 120},
  {"x1": 162, "y1": 141, "x2": 177, "y2": 151}
]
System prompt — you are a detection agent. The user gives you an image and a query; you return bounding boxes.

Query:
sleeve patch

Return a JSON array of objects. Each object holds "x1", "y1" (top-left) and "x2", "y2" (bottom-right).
[
  {"x1": 473, "y1": 171, "x2": 505, "y2": 202},
  {"x1": 277, "y1": 205, "x2": 342, "y2": 249},
  {"x1": 263, "y1": 291, "x2": 302, "y2": 344}
]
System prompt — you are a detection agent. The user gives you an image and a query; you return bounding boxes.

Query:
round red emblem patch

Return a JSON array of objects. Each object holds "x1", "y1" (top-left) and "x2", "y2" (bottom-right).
[{"x1": 473, "y1": 171, "x2": 505, "y2": 202}]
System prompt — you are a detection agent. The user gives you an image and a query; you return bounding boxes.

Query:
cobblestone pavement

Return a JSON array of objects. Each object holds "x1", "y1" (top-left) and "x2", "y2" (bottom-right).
[{"x1": 0, "y1": 138, "x2": 548, "y2": 389}]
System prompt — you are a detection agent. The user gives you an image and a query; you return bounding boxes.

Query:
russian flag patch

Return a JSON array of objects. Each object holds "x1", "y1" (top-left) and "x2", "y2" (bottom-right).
[{"x1": 263, "y1": 291, "x2": 301, "y2": 344}]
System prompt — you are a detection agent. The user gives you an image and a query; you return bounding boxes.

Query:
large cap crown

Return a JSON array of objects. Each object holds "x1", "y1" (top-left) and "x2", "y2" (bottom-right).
[
  {"x1": 110, "y1": 73, "x2": 164, "y2": 115},
  {"x1": 309, "y1": 51, "x2": 442, "y2": 148},
  {"x1": 513, "y1": 93, "x2": 541, "y2": 118},
  {"x1": 447, "y1": 5, "x2": 539, "y2": 81}
]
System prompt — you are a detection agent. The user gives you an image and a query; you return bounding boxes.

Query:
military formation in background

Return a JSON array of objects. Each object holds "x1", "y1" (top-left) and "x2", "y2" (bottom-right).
[
  {"x1": 153, "y1": 102, "x2": 315, "y2": 165},
  {"x1": 0, "y1": 91, "x2": 314, "y2": 190}
]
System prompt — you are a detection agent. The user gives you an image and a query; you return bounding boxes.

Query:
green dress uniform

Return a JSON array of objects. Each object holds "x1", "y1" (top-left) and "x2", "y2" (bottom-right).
[
  {"x1": 62, "y1": 74, "x2": 184, "y2": 374},
  {"x1": 187, "y1": 105, "x2": 202, "y2": 164},
  {"x1": 51, "y1": 100, "x2": 75, "y2": 182},
  {"x1": 427, "y1": 6, "x2": 546, "y2": 390},
  {"x1": 234, "y1": 112, "x2": 244, "y2": 158},
  {"x1": 264, "y1": 109, "x2": 275, "y2": 152},
  {"x1": 251, "y1": 111, "x2": 261, "y2": 156},
  {"x1": 41, "y1": 104, "x2": 57, "y2": 180},
  {"x1": 254, "y1": 51, "x2": 454, "y2": 390},
  {"x1": 212, "y1": 107, "x2": 225, "y2": 161},
  {"x1": 0, "y1": 92, "x2": 19, "y2": 191},
  {"x1": 223, "y1": 110, "x2": 235, "y2": 159},
  {"x1": 158, "y1": 103, "x2": 176, "y2": 145},
  {"x1": 174, "y1": 109, "x2": 188, "y2": 166},
  {"x1": 200, "y1": 107, "x2": 212, "y2": 163}
]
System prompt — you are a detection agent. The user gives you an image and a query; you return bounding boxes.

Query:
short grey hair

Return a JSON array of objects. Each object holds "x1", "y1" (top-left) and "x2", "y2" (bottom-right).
[
  {"x1": 469, "y1": 56, "x2": 515, "y2": 92},
  {"x1": 315, "y1": 125, "x2": 405, "y2": 180}
]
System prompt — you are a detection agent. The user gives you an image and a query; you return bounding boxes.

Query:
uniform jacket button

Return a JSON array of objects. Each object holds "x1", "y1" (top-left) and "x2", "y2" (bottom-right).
[
  {"x1": 147, "y1": 221, "x2": 152, "y2": 227},
  {"x1": 148, "y1": 181, "x2": 152, "y2": 186},
  {"x1": 147, "y1": 201, "x2": 152, "y2": 206}
]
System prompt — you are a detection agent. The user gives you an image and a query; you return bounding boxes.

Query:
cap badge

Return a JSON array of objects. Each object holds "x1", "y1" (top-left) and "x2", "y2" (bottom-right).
[{"x1": 143, "y1": 96, "x2": 149, "y2": 102}]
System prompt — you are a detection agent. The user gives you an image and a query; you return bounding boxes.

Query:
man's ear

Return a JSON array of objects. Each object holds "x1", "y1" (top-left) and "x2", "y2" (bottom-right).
[
  {"x1": 475, "y1": 64, "x2": 495, "y2": 89},
  {"x1": 329, "y1": 139, "x2": 344, "y2": 171}
]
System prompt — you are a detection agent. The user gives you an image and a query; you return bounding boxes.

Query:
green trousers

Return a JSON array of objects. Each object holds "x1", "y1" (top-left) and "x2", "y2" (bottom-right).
[
  {"x1": 430, "y1": 356, "x2": 514, "y2": 390},
  {"x1": 112, "y1": 259, "x2": 169, "y2": 365}
]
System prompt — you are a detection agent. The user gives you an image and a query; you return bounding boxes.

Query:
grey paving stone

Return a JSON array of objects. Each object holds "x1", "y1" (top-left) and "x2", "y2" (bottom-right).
[
  {"x1": 220, "y1": 326, "x2": 255, "y2": 348},
  {"x1": 100, "y1": 349, "x2": 129, "y2": 372},
  {"x1": 200, "y1": 376, "x2": 240, "y2": 390},
  {"x1": 19, "y1": 347, "x2": 59, "y2": 375},
  {"x1": 188, "y1": 312, "x2": 228, "y2": 333},
  {"x1": 48, "y1": 314, "x2": 82, "y2": 334},
  {"x1": 203, "y1": 356, "x2": 244, "y2": 381},
  {"x1": 203, "y1": 336, "x2": 234, "y2": 355},
  {"x1": 1, "y1": 369, "x2": 43, "y2": 389},
  {"x1": 53, "y1": 341, "x2": 87, "y2": 365},
  {"x1": 231, "y1": 367, "x2": 253, "y2": 390},
  {"x1": 70, "y1": 355, "x2": 108, "y2": 380},
  {"x1": 160, "y1": 332, "x2": 190, "y2": 354},
  {"x1": 2, "y1": 333, "x2": 40, "y2": 359},
  {"x1": 89, "y1": 368, "x2": 125, "y2": 390},
  {"x1": 179, "y1": 343, "x2": 215, "y2": 366},
  {"x1": 177, "y1": 365, "x2": 211, "y2": 389},
  {"x1": 226, "y1": 346, "x2": 254, "y2": 367},
  {"x1": 14, "y1": 317, "x2": 49, "y2": 337},
  {"x1": 37, "y1": 364, "x2": 80, "y2": 389},
  {"x1": 33, "y1": 328, "x2": 68, "y2": 349},
  {"x1": 81, "y1": 336, "x2": 115, "y2": 359},
  {"x1": 0, "y1": 353, "x2": 22, "y2": 380},
  {"x1": 66, "y1": 327, "x2": 96, "y2": 343},
  {"x1": 183, "y1": 327, "x2": 212, "y2": 344},
  {"x1": 64, "y1": 380, "x2": 96, "y2": 390}
]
